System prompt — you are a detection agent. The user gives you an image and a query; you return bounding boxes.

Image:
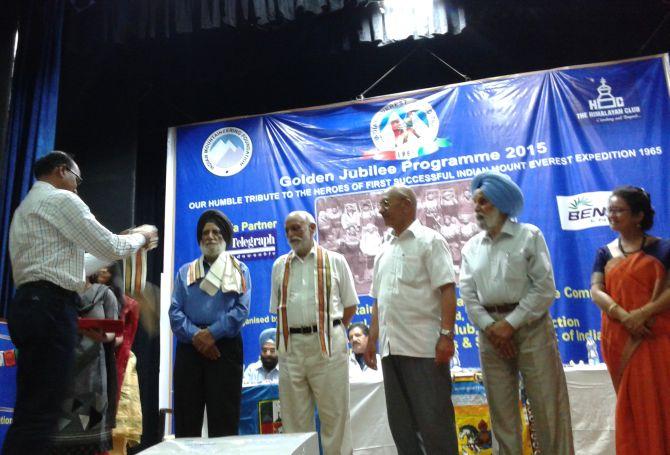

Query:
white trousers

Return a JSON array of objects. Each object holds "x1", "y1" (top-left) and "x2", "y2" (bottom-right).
[
  {"x1": 278, "y1": 327, "x2": 352, "y2": 455},
  {"x1": 479, "y1": 312, "x2": 574, "y2": 455}
]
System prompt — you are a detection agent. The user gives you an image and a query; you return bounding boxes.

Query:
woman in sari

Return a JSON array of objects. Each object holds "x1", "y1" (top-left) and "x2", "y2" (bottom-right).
[
  {"x1": 591, "y1": 186, "x2": 670, "y2": 455},
  {"x1": 50, "y1": 270, "x2": 120, "y2": 454}
]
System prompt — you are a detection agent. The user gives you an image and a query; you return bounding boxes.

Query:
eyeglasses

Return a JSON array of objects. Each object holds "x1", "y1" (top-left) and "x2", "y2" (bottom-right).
[
  {"x1": 606, "y1": 208, "x2": 630, "y2": 215},
  {"x1": 378, "y1": 199, "x2": 392, "y2": 209},
  {"x1": 378, "y1": 196, "x2": 410, "y2": 209},
  {"x1": 64, "y1": 166, "x2": 83, "y2": 186}
]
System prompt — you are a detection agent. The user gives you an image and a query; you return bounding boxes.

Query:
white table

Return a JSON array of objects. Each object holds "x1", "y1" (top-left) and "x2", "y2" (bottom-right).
[
  {"x1": 140, "y1": 433, "x2": 319, "y2": 454},
  {"x1": 564, "y1": 364, "x2": 616, "y2": 455},
  {"x1": 350, "y1": 379, "x2": 396, "y2": 454}
]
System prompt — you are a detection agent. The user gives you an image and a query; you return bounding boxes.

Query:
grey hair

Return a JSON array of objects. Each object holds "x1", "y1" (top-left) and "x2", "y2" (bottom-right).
[
  {"x1": 286, "y1": 210, "x2": 316, "y2": 226},
  {"x1": 387, "y1": 185, "x2": 417, "y2": 210}
]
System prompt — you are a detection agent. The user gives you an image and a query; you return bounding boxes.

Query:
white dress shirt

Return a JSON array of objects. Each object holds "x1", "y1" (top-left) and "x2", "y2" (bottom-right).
[
  {"x1": 9, "y1": 181, "x2": 146, "y2": 292},
  {"x1": 242, "y1": 359, "x2": 279, "y2": 385},
  {"x1": 348, "y1": 351, "x2": 383, "y2": 382},
  {"x1": 459, "y1": 220, "x2": 556, "y2": 330},
  {"x1": 269, "y1": 245, "x2": 358, "y2": 327},
  {"x1": 370, "y1": 219, "x2": 455, "y2": 358}
]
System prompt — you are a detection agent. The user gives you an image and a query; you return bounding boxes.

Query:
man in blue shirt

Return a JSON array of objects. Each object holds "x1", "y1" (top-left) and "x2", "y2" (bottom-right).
[{"x1": 169, "y1": 210, "x2": 251, "y2": 437}]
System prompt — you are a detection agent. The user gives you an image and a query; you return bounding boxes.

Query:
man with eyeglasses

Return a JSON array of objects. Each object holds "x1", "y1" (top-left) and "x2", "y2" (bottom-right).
[
  {"x1": 365, "y1": 185, "x2": 459, "y2": 454},
  {"x1": 4, "y1": 151, "x2": 158, "y2": 455}
]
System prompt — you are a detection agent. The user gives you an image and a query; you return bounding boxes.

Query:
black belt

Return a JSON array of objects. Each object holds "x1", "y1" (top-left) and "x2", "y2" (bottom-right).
[
  {"x1": 18, "y1": 280, "x2": 78, "y2": 299},
  {"x1": 289, "y1": 319, "x2": 342, "y2": 335},
  {"x1": 485, "y1": 302, "x2": 519, "y2": 313}
]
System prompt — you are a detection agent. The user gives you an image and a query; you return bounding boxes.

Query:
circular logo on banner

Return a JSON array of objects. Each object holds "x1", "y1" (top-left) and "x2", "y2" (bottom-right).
[
  {"x1": 370, "y1": 98, "x2": 439, "y2": 160},
  {"x1": 201, "y1": 127, "x2": 253, "y2": 177}
]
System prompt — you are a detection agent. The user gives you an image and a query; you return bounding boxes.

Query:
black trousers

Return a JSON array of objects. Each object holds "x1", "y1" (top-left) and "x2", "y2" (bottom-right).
[
  {"x1": 173, "y1": 335, "x2": 243, "y2": 438},
  {"x1": 381, "y1": 354, "x2": 459, "y2": 455},
  {"x1": 2, "y1": 281, "x2": 79, "y2": 455}
]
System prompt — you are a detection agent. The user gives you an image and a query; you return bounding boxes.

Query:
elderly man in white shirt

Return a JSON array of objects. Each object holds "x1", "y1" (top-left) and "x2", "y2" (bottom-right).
[
  {"x1": 4, "y1": 151, "x2": 157, "y2": 455},
  {"x1": 364, "y1": 185, "x2": 459, "y2": 455},
  {"x1": 459, "y1": 171, "x2": 573, "y2": 455},
  {"x1": 269, "y1": 210, "x2": 359, "y2": 455},
  {"x1": 243, "y1": 328, "x2": 280, "y2": 385}
]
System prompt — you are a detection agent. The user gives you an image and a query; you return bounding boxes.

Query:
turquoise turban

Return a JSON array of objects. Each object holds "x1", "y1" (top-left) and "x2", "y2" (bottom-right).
[
  {"x1": 259, "y1": 328, "x2": 276, "y2": 347},
  {"x1": 471, "y1": 171, "x2": 524, "y2": 217}
]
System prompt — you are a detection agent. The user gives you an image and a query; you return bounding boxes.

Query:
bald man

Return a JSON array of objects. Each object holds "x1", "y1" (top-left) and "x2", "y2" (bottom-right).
[
  {"x1": 365, "y1": 185, "x2": 459, "y2": 455},
  {"x1": 270, "y1": 211, "x2": 359, "y2": 455},
  {"x1": 459, "y1": 171, "x2": 573, "y2": 454}
]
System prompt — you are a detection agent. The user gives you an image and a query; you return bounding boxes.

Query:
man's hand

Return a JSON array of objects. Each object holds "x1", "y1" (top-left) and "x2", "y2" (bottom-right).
[
  {"x1": 132, "y1": 224, "x2": 159, "y2": 250},
  {"x1": 487, "y1": 320, "x2": 515, "y2": 341},
  {"x1": 485, "y1": 320, "x2": 517, "y2": 358},
  {"x1": 363, "y1": 340, "x2": 378, "y2": 370},
  {"x1": 496, "y1": 338, "x2": 517, "y2": 359},
  {"x1": 192, "y1": 329, "x2": 219, "y2": 359},
  {"x1": 435, "y1": 335, "x2": 454, "y2": 365},
  {"x1": 201, "y1": 344, "x2": 221, "y2": 360}
]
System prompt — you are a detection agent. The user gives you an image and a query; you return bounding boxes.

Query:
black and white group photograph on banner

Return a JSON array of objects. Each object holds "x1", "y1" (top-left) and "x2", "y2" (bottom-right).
[
  {"x1": 1, "y1": 1, "x2": 670, "y2": 455},
  {"x1": 316, "y1": 179, "x2": 477, "y2": 294}
]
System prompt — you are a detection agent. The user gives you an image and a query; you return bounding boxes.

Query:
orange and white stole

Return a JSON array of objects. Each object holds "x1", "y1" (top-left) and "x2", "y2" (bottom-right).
[
  {"x1": 123, "y1": 249, "x2": 147, "y2": 298},
  {"x1": 276, "y1": 245, "x2": 333, "y2": 357}
]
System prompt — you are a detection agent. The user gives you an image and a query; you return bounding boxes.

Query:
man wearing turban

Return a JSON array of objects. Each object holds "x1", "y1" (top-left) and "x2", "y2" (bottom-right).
[
  {"x1": 169, "y1": 210, "x2": 251, "y2": 437},
  {"x1": 459, "y1": 171, "x2": 574, "y2": 454},
  {"x1": 243, "y1": 328, "x2": 279, "y2": 385}
]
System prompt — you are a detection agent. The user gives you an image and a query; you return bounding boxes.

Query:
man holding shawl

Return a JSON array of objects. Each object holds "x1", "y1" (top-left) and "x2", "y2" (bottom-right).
[
  {"x1": 270, "y1": 211, "x2": 358, "y2": 455},
  {"x1": 169, "y1": 209, "x2": 251, "y2": 437},
  {"x1": 459, "y1": 171, "x2": 573, "y2": 454}
]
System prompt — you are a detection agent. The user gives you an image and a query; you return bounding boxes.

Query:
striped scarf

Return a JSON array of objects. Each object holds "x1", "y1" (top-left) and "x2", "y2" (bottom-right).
[
  {"x1": 123, "y1": 249, "x2": 147, "y2": 298},
  {"x1": 276, "y1": 245, "x2": 334, "y2": 357},
  {"x1": 185, "y1": 255, "x2": 247, "y2": 293}
]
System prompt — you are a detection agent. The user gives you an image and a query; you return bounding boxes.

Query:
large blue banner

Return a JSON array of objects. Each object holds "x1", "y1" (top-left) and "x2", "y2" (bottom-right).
[
  {"x1": 170, "y1": 55, "x2": 670, "y2": 369},
  {"x1": 0, "y1": 321, "x2": 17, "y2": 448}
]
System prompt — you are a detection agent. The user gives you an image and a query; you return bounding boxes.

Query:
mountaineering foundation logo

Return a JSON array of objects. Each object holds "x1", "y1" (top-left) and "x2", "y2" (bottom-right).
[
  {"x1": 367, "y1": 97, "x2": 450, "y2": 160},
  {"x1": 575, "y1": 78, "x2": 642, "y2": 123},
  {"x1": 202, "y1": 127, "x2": 253, "y2": 177},
  {"x1": 556, "y1": 191, "x2": 610, "y2": 231}
]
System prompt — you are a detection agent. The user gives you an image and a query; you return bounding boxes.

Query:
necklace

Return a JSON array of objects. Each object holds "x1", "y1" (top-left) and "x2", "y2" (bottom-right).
[{"x1": 618, "y1": 234, "x2": 647, "y2": 257}]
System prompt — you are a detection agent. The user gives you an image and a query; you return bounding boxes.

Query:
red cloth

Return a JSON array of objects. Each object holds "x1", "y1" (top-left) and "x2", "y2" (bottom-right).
[
  {"x1": 601, "y1": 251, "x2": 670, "y2": 455},
  {"x1": 115, "y1": 295, "x2": 139, "y2": 405}
]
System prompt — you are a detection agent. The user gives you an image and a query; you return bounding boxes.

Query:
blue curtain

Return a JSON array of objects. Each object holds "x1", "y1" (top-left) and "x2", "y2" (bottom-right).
[{"x1": 0, "y1": 0, "x2": 65, "y2": 316}]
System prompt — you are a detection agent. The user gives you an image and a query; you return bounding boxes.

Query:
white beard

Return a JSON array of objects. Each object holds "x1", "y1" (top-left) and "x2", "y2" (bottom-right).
[
  {"x1": 290, "y1": 236, "x2": 313, "y2": 256},
  {"x1": 476, "y1": 208, "x2": 505, "y2": 231},
  {"x1": 199, "y1": 240, "x2": 226, "y2": 260}
]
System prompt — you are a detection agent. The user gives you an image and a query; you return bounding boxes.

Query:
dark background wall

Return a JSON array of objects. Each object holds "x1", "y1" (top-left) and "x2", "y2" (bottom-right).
[
  {"x1": 45, "y1": 0, "x2": 670, "y2": 450},
  {"x1": 0, "y1": 1, "x2": 18, "y2": 158}
]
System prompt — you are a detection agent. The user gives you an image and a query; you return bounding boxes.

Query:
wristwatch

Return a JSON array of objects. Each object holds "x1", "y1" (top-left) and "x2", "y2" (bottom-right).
[{"x1": 439, "y1": 328, "x2": 454, "y2": 340}]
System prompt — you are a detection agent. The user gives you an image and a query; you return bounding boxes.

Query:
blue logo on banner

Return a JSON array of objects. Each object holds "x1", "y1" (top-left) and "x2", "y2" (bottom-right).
[{"x1": 201, "y1": 127, "x2": 253, "y2": 177}]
